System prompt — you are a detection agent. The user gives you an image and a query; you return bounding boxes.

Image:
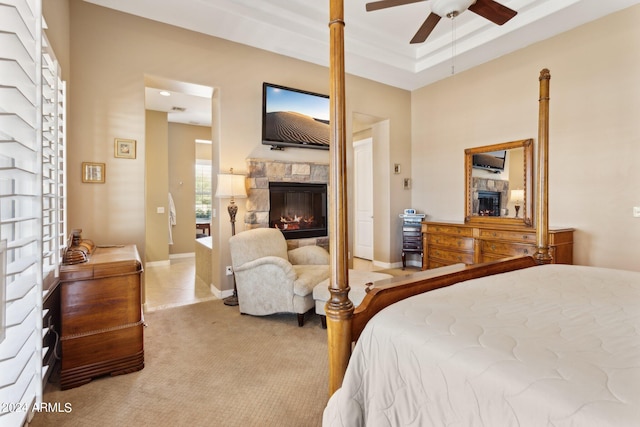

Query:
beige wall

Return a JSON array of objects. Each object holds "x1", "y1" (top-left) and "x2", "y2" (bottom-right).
[
  {"x1": 65, "y1": 1, "x2": 411, "y2": 293},
  {"x1": 145, "y1": 110, "x2": 169, "y2": 262},
  {"x1": 168, "y1": 123, "x2": 212, "y2": 256},
  {"x1": 411, "y1": 5, "x2": 640, "y2": 271}
]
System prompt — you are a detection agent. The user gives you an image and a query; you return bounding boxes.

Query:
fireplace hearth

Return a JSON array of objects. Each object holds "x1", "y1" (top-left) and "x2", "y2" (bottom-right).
[{"x1": 269, "y1": 182, "x2": 327, "y2": 239}]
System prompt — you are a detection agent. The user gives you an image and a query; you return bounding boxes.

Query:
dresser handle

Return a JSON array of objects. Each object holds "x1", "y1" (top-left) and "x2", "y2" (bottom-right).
[
  {"x1": 491, "y1": 244, "x2": 496, "y2": 251},
  {"x1": 522, "y1": 235, "x2": 529, "y2": 240},
  {"x1": 492, "y1": 232, "x2": 497, "y2": 237},
  {"x1": 523, "y1": 249, "x2": 529, "y2": 254}
]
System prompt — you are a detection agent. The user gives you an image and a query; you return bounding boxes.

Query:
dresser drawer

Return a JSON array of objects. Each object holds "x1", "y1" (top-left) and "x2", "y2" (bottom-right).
[
  {"x1": 479, "y1": 229, "x2": 536, "y2": 242},
  {"x1": 429, "y1": 248, "x2": 473, "y2": 264},
  {"x1": 428, "y1": 234, "x2": 474, "y2": 251},
  {"x1": 481, "y1": 240, "x2": 536, "y2": 257},
  {"x1": 427, "y1": 224, "x2": 473, "y2": 237}
]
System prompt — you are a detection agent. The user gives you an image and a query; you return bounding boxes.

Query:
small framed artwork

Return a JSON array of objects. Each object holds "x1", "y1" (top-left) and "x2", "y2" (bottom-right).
[
  {"x1": 82, "y1": 162, "x2": 105, "y2": 183},
  {"x1": 394, "y1": 163, "x2": 401, "y2": 174},
  {"x1": 115, "y1": 138, "x2": 136, "y2": 159}
]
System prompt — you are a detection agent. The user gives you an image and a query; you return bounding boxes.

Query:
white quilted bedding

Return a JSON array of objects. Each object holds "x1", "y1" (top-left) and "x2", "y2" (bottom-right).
[{"x1": 323, "y1": 264, "x2": 640, "y2": 427}]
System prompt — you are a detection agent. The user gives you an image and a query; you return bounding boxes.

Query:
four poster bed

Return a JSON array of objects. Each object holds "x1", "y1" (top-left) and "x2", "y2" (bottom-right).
[{"x1": 323, "y1": 2, "x2": 640, "y2": 426}]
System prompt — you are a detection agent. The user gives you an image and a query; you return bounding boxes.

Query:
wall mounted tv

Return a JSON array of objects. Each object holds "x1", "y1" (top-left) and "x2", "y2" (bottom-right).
[
  {"x1": 262, "y1": 82, "x2": 330, "y2": 150},
  {"x1": 472, "y1": 150, "x2": 507, "y2": 173}
]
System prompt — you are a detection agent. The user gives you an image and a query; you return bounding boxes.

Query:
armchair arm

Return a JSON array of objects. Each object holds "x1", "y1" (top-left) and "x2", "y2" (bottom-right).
[
  {"x1": 234, "y1": 256, "x2": 297, "y2": 281},
  {"x1": 288, "y1": 245, "x2": 330, "y2": 265},
  {"x1": 233, "y1": 255, "x2": 300, "y2": 315}
]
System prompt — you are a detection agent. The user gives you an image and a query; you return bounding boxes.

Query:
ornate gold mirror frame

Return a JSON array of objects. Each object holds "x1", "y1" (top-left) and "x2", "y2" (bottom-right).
[{"x1": 464, "y1": 138, "x2": 534, "y2": 227}]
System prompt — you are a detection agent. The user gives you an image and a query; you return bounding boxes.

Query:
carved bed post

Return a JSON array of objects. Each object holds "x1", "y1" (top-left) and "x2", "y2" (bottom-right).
[
  {"x1": 535, "y1": 68, "x2": 553, "y2": 263},
  {"x1": 326, "y1": 0, "x2": 352, "y2": 397}
]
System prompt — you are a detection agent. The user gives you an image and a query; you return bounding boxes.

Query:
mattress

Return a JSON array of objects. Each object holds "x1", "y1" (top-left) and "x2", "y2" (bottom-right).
[{"x1": 323, "y1": 264, "x2": 640, "y2": 427}]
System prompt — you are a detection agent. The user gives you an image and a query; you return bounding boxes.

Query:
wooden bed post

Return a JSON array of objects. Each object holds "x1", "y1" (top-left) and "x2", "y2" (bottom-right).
[
  {"x1": 326, "y1": 0, "x2": 352, "y2": 397},
  {"x1": 535, "y1": 69, "x2": 553, "y2": 264}
]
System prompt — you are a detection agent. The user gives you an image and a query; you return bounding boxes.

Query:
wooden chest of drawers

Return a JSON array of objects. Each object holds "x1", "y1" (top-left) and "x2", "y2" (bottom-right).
[
  {"x1": 59, "y1": 245, "x2": 144, "y2": 389},
  {"x1": 422, "y1": 221, "x2": 573, "y2": 269}
]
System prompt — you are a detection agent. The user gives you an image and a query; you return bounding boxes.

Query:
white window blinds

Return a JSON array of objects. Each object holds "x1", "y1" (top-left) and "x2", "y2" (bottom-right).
[{"x1": 0, "y1": 1, "x2": 65, "y2": 425}]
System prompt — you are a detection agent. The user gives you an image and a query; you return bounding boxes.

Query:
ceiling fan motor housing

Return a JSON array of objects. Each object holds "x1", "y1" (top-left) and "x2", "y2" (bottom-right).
[{"x1": 431, "y1": 0, "x2": 476, "y2": 18}]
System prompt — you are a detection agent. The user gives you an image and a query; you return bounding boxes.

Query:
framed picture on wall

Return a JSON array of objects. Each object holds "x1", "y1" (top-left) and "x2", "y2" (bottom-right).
[
  {"x1": 82, "y1": 162, "x2": 105, "y2": 183},
  {"x1": 115, "y1": 138, "x2": 136, "y2": 159}
]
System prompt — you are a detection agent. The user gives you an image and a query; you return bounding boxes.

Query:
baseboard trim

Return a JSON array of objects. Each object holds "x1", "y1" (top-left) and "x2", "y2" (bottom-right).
[
  {"x1": 210, "y1": 284, "x2": 234, "y2": 300},
  {"x1": 169, "y1": 252, "x2": 195, "y2": 259}
]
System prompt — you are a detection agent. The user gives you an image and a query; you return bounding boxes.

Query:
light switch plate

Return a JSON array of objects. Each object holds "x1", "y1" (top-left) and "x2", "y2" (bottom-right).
[
  {"x1": 157, "y1": 207, "x2": 165, "y2": 214},
  {"x1": 633, "y1": 206, "x2": 640, "y2": 218}
]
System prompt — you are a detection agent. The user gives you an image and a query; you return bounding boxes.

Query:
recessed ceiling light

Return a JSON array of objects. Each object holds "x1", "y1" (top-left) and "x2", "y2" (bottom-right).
[{"x1": 159, "y1": 91, "x2": 170, "y2": 97}]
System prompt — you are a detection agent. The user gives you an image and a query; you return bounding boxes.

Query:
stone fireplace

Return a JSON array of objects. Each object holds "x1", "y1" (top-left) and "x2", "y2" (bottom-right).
[{"x1": 244, "y1": 159, "x2": 329, "y2": 249}]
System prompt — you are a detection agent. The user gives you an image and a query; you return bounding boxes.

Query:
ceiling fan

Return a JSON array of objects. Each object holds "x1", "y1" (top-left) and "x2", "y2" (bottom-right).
[{"x1": 366, "y1": 0, "x2": 517, "y2": 44}]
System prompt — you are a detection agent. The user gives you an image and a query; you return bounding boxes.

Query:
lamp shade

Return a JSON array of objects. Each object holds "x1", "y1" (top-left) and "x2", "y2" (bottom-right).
[
  {"x1": 510, "y1": 189, "x2": 524, "y2": 203},
  {"x1": 215, "y1": 173, "x2": 247, "y2": 199}
]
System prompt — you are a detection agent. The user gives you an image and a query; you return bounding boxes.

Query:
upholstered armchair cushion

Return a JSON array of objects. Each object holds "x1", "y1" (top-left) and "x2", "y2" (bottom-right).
[
  {"x1": 229, "y1": 228, "x2": 330, "y2": 326},
  {"x1": 288, "y1": 245, "x2": 330, "y2": 265}
]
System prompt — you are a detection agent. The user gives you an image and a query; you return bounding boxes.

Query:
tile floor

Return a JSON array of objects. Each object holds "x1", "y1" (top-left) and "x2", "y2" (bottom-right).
[
  {"x1": 143, "y1": 256, "x2": 380, "y2": 313},
  {"x1": 143, "y1": 257, "x2": 217, "y2": 312}
]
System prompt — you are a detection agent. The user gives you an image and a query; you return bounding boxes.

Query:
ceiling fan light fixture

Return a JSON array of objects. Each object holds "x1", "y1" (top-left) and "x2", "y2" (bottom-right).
[{"x1": 431, "y1": 0, "x2": 476, "y2": 18}]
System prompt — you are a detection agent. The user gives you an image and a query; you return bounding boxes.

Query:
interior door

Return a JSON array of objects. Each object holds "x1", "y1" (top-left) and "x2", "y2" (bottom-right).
[{"x1": 353, "y1": 138, "x2": 374, "y2": 260}]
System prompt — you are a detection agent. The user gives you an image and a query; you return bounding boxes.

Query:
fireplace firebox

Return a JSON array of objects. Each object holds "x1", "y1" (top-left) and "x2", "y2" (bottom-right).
[
  {"x1": 269, "y1": 182, "x2": 327, "y2": 239},
  {"x1": 477, "y1": 190, "x2": 501, "y2": 216}
]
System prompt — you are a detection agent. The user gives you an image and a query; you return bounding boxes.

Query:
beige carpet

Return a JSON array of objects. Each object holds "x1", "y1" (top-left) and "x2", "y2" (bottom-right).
[{"x1": 30, "y1": 300, "x2": 328, "y2": 427}]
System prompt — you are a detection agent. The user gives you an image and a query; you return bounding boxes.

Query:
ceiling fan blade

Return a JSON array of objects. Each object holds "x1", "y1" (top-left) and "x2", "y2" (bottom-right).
[
  {"x1": 468, "y1": 0, "x2": 517, "y2": 25},
  {"x1": 366, "y1": 0, "x2": 427, "y2": 12},
  {"x1": 410, "y1": 13, "x2": 441, "y2": 44}
]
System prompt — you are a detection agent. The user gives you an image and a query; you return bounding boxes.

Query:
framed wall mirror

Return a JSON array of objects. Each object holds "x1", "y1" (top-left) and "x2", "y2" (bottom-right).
[{"x1": 464, "y1": 139, "x2": 534, "y2": 227}]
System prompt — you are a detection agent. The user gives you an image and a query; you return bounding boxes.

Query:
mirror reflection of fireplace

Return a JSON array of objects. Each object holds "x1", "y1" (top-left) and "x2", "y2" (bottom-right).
[
  {"x1": 476, "y1": 190, "x2": 501, "y2": 216},
  {"x1": 269, "y1": 182, "x2": 327, "y2": 239}
]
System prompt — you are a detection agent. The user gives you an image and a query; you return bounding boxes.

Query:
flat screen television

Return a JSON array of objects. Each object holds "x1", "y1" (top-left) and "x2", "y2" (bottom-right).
[
  {"x1": 262, "y1": 82, "x2": 330, "y2": 150},
  {"x1": 472, "y1": 150, "x2": 506, "y2": 173}
]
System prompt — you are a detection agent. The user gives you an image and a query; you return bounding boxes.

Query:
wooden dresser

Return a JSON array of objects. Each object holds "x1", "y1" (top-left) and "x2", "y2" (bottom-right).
[
  {"x1": 59, "y1": 245, "x2": 144, "y2": 389},
  {"x1": 422, "y1": 221, "x2": 573, "y2": 269}
]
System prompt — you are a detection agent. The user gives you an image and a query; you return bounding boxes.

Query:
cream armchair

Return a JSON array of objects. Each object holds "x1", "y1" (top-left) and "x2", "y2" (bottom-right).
[{"x1": 229, "y1": 228, "x2": 330, "y2": 326}]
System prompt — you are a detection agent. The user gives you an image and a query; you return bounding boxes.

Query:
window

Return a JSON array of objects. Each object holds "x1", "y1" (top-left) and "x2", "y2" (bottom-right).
[{"x1": 195, "y1": 161, "x2": 212, "y2": 219}]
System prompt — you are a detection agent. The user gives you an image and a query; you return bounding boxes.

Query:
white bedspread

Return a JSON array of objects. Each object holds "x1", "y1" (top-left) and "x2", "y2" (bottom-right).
[{"x1": 323, "y1": 264, "x2": 640, "y2": 427}]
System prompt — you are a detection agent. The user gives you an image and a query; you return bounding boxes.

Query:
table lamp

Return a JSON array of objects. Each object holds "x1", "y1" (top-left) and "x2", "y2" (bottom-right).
[{"x1": 510, "y1": 189, "x2": 524, "y2": 218}]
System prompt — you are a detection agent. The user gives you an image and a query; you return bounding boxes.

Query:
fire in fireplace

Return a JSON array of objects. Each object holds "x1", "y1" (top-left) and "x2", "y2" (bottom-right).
[{"x1": 269, "y1": 182, "x2": 327, "y2": 239}]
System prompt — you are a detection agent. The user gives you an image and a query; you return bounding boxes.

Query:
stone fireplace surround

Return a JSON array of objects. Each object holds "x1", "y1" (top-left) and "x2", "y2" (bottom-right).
[{"x1": 244, "y1": 159, "x2": 329, "y2": 250}]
